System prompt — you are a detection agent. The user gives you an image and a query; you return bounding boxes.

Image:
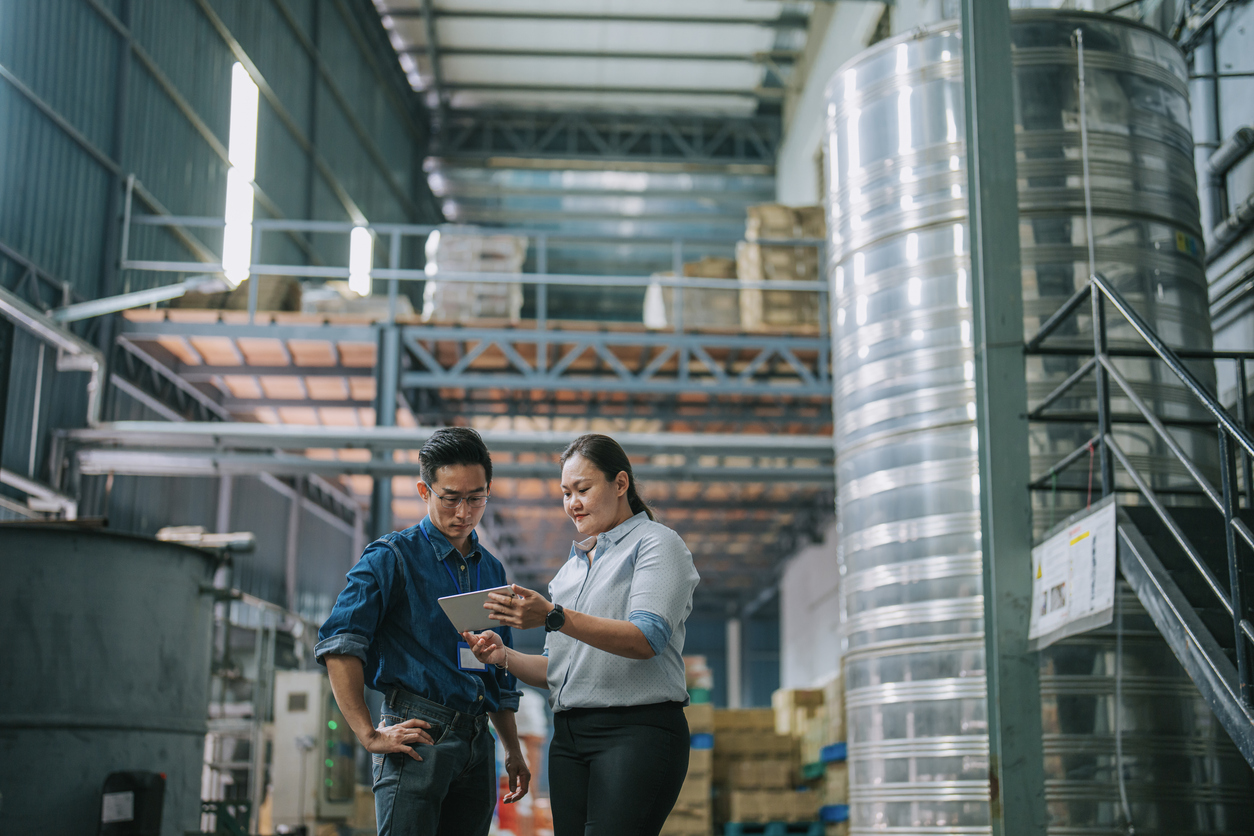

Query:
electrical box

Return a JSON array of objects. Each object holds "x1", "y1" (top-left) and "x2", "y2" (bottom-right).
[{"x1": 271, "y1": 671, "x2": 357, "y2": 829}]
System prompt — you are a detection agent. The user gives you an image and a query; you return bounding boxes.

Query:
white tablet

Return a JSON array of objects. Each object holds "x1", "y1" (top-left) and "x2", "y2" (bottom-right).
[{"x1": 437, "y1": 585, "x2": 515, "y2": 633}]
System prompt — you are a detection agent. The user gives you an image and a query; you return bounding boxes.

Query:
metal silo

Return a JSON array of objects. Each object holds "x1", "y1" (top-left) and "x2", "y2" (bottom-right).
[
  {"x1": 0, "y1": 526, "x2": 216, "y2": 836},
  {"x1": 826, "y1": 11, "x2": 1253, "y2": 834}
]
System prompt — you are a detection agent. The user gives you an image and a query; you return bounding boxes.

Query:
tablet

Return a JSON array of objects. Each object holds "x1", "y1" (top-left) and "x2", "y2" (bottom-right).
[{"x1": 437, "y1": 585, "x2": 515, "y2": 633}]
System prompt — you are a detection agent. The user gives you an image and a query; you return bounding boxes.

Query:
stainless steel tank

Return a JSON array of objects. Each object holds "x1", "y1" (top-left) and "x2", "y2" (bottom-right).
[
  {"x1": 826, "y1": 11, "x2": 1253, "y2": 834},
  {"x1": 0, "y1": 526, "x2": 216, "y2": 835}
]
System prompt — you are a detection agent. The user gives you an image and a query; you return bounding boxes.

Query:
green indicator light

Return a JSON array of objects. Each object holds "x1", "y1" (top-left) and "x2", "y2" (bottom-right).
[
  {"x1": 325, "y1": 778, "x2": 334, "y2": 787},
  {"x1": 325, "y1": 758, "x2": 334, "y2": 768},
  {"x1": 327, "y1": 720, "x2": 338, "y2": 730}
]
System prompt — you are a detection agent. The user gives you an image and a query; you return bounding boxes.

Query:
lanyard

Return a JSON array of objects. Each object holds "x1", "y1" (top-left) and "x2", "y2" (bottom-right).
[{"x1": 420, "y1": 524, "x2": 480, "y2": 594}]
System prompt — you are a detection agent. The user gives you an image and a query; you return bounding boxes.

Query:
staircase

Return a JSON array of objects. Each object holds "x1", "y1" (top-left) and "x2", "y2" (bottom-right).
[
  {"x1": 1028, "y1": 273, "x2": 1254, "y2": 770},
  {"x1": 1117, "y1": 505, "x2": 1254, "y2": 766}
]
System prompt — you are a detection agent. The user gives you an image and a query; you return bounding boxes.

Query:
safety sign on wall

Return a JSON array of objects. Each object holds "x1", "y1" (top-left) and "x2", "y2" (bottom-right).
[{"x1": 1028, "y1": 494, "x2": 1117, "y2": 650}]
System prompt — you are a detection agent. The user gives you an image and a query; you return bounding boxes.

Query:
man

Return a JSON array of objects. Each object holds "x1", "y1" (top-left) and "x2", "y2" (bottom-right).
[{"x1": 316, "y1": 427, "x2": 529, "y2": 836}]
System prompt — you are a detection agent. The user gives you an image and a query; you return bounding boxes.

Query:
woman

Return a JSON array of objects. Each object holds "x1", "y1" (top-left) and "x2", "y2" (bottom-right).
[{"x1": 462, "y1": 433, "x2": 699, "y2": 836}]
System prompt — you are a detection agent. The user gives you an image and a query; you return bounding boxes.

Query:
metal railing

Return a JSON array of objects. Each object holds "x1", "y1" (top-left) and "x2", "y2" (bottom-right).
[
  {"x1": 119, "y1": 203, "x2": 829, "y2": 338},
  {"x1": 1026, "y1": 272, "x2": 1254, "y2": 707}
]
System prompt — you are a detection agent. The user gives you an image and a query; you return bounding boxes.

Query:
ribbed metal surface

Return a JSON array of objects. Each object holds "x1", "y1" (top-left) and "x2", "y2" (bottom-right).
[
  {"x1": 1, "y1": 2, "x2": 422, "y2": 607},
  {"x1": 0, "y1": 526, "x2": 215, "y2": 835},
  {"x1": 827, "y1": 11, "x2": 1252, "y2": 835},
  {"x1": 1, "y1": 0, "x2": 435, "y2": 299}
]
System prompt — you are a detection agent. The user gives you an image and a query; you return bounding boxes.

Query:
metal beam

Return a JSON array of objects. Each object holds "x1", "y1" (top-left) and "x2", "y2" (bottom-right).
[
  {"x1": 431, "y1": 110, "x2": 780, "y2": 165},
  {"x1": 960, "y1": 2, "x2": 1046, "y2": 835},
  {"x1": 71, "y1": 451, "x2": 832, "y2": 484},
  {"x1": 65, "y1": 421, "x2": 832, "y2": 458},
  {"x1": 371, "y1": 325, "x2": 400, "y2": 538},
  {"x1": 51, "y1": 276, "x2": 222, "y2": 322},
  {"x1": 408, "y1": 47, "x2": 800, "y2": 64},
  {"x1": 418, "y1": 0, "x2": 445, "y2": 115},
  {"x1": 177, "y1": 366, "x2": 370, "y2": 380},
  {"x1": 383, "y1": 9, "x2": 811, "y2": 28},
  {"x1": 440, "y1": 82, "x2": 785, "y2": 100}
]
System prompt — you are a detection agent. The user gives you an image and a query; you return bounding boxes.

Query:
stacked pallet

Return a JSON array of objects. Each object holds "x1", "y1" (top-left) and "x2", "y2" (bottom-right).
[
  {"x1": 421, "y1": 229, "x2": 526, "y2": 322},
  {"x1": 737, "y1": 204, "x2": 825, "y2": 331},
  {"x1": 662, "y1": 702, "x2": 715, "y2": 836},
  {"x1": 773, "y1": 677, "x2": 848, "y2": 836},
  {"x1": 712, "y1": 709, "x2": 821, "y2": 829},
  {"x1": 643, "y1": 257, "x2": 741, "y2": 330}
]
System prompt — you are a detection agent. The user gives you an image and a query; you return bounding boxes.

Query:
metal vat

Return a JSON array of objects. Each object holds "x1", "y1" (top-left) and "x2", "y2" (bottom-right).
[
  {"x1": 0, "y1": 525, "x2": 216, "y2": 835},
  {"x1": 826, "y1": 11, "x2": 1252, "y2": 834}
]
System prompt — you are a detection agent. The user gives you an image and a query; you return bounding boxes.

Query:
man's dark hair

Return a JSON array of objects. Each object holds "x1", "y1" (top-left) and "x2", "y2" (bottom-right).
[{"x1": 419, "y1": 427, "x2": 493, "y2": 486}]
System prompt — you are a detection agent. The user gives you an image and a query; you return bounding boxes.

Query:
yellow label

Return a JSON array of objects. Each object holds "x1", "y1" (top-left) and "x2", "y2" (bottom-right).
[{"x1": 1069, "y1": 531, "x2": 1090, "y2": 546}]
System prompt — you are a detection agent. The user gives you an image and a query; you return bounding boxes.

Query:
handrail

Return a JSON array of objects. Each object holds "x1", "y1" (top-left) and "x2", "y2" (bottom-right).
[
  {"x1": 1091, "y1": 274, "x2": 1254, "y2": 459},
  {"x1": 1027, "y1": 271, "x2": 1254, "y2": 708}
]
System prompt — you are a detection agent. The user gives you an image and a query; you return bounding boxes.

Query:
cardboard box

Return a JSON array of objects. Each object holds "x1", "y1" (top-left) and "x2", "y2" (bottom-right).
[
  {"x1": 795, "y1": 206, "x2": 827, "y2": 240},
  {"x1": 801, "y1": 707, "x2": 828, "y2": 765},
  {"x1": 422, "y1": 231, "x2": 527, "y2": 323},
  {"x1": 660, "y1": 803, "x2": 712, "y2": 836},
  {"x1": 677, "y1": 775, "x2": 712, "y2": 806},
  {"x1": 644, "y1": 274, "x2": 740, "y2": 329},
  {"x1": 684, "y1": 257, "x2": 737, "y2": 279},
  {"x1": 714, "y1": 732, "x2": 797, "y2": 759},
  {"x1": 773, "y1": 689, "x2": 825, "y2": 736},
  {"x1": 720, "y1": 789, "x2": 820, "y2": 824},
  {"x1": 737, "y1": 243, "x2": 821, "y2": 330},
  {"x1": 729, "y1": 758, "x2": 794, "y2": 790},
  {"x1": 714, "y1": 709, "x2": 776, "y2": 733},
  {"x1": 689, "y1": 747, "x2": 713, "y2": 778},
  {"x1": 823, "y1": 762, "x2": 849, "y2": 805},
  {"x1": 745, "y1": 203, "x2": 826, "y2": 242},
  {"x1": 685, "y1": 702, "x2": 715, "y2": 735}
]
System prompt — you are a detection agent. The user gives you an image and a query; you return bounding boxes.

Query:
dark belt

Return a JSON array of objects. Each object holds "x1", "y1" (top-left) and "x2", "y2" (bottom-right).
[{"x1": 384, "y1": 687, "x2": 488, "y2": 731}]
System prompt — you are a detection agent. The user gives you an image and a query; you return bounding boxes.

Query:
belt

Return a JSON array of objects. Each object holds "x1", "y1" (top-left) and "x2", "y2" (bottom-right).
[{"x1": 384, "y1": 687, "x2": 487, "y2": 731}]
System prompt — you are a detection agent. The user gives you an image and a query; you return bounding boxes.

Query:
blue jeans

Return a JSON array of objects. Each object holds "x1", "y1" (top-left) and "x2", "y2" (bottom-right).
[{"x1": 372, "y1": 689, "x2": 497, "y2": 836}]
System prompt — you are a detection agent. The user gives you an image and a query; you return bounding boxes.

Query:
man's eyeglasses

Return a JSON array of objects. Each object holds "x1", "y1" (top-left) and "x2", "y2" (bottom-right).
[{"x1": 433, "y1": 494, "x2": 488, "y2": 510}]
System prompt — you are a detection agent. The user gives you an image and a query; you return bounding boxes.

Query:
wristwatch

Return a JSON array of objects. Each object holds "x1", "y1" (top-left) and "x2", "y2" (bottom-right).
[{"x1": 544, "y1": 602, "x2": 566, "y2": 633}]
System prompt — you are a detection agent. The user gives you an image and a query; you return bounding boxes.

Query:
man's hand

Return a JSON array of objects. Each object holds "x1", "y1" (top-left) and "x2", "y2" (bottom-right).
[
  {"x1": 502, "y1": 746, "x2": 531, "y2": 803},
  {"x1": 365, "y1": 718, "x2": 434, "y2": 761},
  {"x1": 461, "y1": 630, "x2": 506, "y2": 666},
  {"x1": 484, "y1": 584, "x2": 552, "y2": 630}
]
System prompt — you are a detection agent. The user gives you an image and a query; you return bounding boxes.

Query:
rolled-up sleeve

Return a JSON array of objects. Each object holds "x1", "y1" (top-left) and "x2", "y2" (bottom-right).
[
  {"x1": 627, "y1": 528, "x2": 700, "y2": 650},
  {"x1": 315, "y1": 542, "x2": 396, "y2": 666}
]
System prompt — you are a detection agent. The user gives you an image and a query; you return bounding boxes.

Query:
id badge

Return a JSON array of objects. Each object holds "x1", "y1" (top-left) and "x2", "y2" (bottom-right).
[{"x1": 457, "y1": 641, "x2": 486, "y2": 672}]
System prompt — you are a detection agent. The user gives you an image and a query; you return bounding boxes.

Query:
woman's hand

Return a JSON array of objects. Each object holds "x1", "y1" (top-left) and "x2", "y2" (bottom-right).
[
  {"x1": 462, "y1": 630, "x2": 507, "y2": 666},
  {"x1": 485, "y1": 584, "x2": 553, "y2": 630}
]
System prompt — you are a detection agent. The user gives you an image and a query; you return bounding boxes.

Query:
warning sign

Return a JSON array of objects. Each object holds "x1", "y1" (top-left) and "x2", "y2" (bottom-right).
[{"x1": 1029, "y1": 494, "x2": 1117, "y2": 650}]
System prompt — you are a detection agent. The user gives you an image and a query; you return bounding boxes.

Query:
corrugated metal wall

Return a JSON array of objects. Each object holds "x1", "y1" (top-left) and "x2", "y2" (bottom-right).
[{"x1": 0, "y1": 0, "x2": 435, "y2": 611}]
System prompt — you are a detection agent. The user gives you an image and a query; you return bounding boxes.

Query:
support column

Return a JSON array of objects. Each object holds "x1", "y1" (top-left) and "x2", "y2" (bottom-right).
[
  {"x1": 371, "y1": 325, "x2": 400, "y2": 539},
  {"x1": 959, "y1": 3, "x2": 1047, "y2": 834},
  {"x1": 726, "y1": 617, "x2": 743, "y2": 709},
  {"x1": 213, "y1": 474, "x2": 234, "y2": 589},
  {"x1": 285, "y1": 477, "x2": 302, "y2": 613}
]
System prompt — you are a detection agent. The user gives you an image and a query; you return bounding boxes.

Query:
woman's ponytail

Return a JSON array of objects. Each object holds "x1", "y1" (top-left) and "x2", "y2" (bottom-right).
[{"x1": 626, "y1": 480, "x2": 656, "y2": 521}]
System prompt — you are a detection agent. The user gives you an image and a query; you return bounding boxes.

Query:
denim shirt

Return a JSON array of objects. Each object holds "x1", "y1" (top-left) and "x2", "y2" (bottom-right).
[{"x1": 315, "y1": 517, "x2": 521, "y2": 715}]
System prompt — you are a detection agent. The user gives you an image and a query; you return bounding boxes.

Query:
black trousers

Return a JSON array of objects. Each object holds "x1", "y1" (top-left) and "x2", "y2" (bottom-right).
[{"x1": 549, "y1": 701, "x2": 691, "y2": 836}]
